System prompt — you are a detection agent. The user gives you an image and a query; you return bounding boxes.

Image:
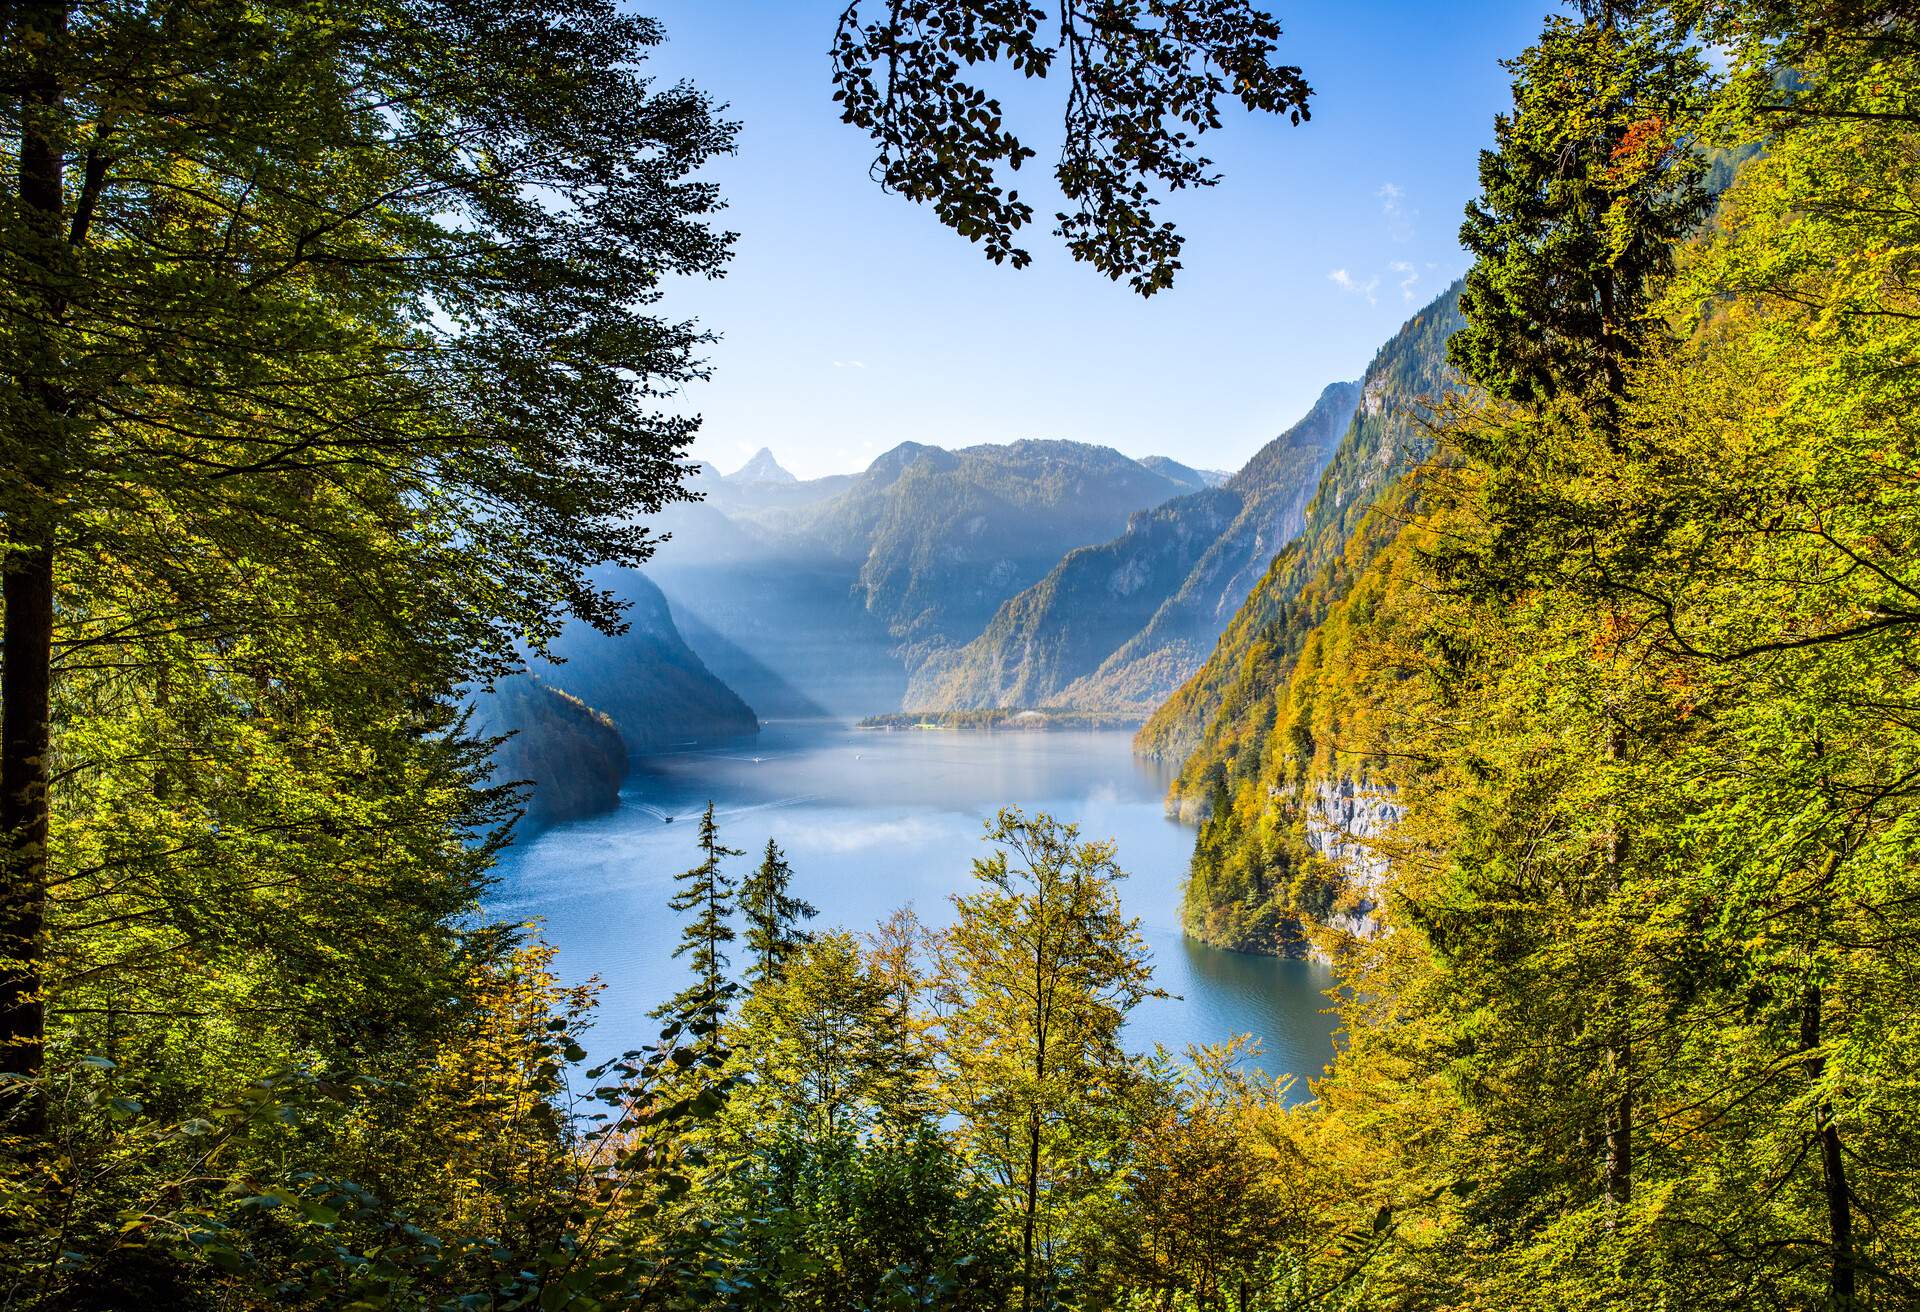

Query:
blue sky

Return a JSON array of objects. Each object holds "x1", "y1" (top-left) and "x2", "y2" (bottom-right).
[{"x1": 642, "y1": 0, "x2": 1548, "y2": 479}]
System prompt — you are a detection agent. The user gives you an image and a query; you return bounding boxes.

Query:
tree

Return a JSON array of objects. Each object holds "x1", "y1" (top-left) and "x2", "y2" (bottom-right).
[
  {"x1": 933, "y1": 807, "x2": 1162, "y2": 1311},
  {"x1": 740, "y1": 838, "x2": 816, "y2": 986},
  {"x1": 654, "y1": 802, "x2": 741, "y2": 1042},
  {"x1": 1435, "y1": 0, "x2": 1713, "y2": 1221},
  {"x1": 831, "y1": 0, "x2": 1313, "y2": 294},
  {"x1": 0, "y1": 0, "x2": 733, "y2": 1113},
  {"x1": 707, "y1": 935, "x2": 1001, "y2": 1308},
  {"x1": 1098, "y1": 1041, "x2": 1306, "y2": 1312},
  {"x1": 1449, "y1": 4, "x2": 1709, "y2": 404}
]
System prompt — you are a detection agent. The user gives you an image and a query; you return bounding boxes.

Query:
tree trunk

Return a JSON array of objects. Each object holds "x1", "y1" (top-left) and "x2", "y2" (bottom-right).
[
  {"x1": 1604, "y1": 1082, "x2": 1632, "y2": 1208},
  {"x1": 1021, "y1": 1108, "x2": 1041, "y2": 1312},
  {"x1": 3, "y1": 0, "x2": 68, "y2": 1132},
  {"x1": 0, "y1": 544, "x2": 54, "y2": 1126},
  {"x1": 1601, "y1": 724, "x2": 1632, "y2": 1211},
  {"x1": 1802, "y1": 984, "x2": 1855, "y2": 1307}
]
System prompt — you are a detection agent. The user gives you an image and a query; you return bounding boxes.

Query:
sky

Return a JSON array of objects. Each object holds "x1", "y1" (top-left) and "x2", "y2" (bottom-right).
[{"x1": 640, "y1": 0, "x2": 1549, "y2": 480}]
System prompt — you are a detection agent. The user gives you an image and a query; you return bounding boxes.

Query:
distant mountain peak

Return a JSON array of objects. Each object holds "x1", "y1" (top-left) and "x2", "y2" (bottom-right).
[
  {"x1": 728, "y1": 447, "x2": 797, "y2": 484},
  {"x1": 1140, "y1": 455, "x2": 1231, "y2": 491}
]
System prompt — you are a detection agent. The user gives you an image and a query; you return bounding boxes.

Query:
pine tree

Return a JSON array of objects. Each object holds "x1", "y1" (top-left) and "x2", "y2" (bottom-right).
[
  {"x1": 654, "y1": 803, "x2": 742, "y2": 1039},
  {"x1": 740, "y1": 838, "x2": 816, "y2": 986}
]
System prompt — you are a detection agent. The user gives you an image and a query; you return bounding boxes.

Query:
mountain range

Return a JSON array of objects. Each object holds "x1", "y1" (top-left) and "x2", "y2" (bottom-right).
[
  {"x1": 473, "y1": 287, "x2": 1464, "y2": 828},
  {"x1": 905, "y1": 380, "x2": 1361, "y2": 713},
  {"x1": 647, "y1": 438, "x2": 1208, "y2": 714}
]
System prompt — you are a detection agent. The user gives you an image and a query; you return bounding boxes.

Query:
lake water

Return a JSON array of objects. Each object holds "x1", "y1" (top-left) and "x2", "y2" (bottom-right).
[{"x1": 490, "y1": 722, "x2": 1338, "y2": 1095}]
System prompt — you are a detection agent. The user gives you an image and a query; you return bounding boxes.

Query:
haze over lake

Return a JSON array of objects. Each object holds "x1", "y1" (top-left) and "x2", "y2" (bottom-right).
[{"x1": 491, "y1": 724, "x2": 1338, "y2": 1093}]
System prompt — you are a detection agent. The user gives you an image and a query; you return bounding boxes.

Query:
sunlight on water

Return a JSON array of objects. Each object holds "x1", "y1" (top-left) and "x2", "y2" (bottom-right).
[{"x1": 489, "y1": 723, "x2": 1339, "y2": 1098}]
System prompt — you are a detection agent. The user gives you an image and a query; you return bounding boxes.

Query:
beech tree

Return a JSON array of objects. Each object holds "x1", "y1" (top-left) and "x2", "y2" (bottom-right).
[
  {"x1": 0, "y1": 0, "x2": 733, "y2": 1111},
  {"x1": 833, "y1": 0, "x2": 1313, "y2": 294},
  {"x1": 933, "y1": 808, "x2": 1161, "y2": 1311}
]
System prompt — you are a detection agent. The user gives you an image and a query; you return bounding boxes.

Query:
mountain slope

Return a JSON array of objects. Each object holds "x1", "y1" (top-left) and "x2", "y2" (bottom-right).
[
  {"x1": 542, "y1": 568, "x2": 759, "y2": 752},
  {"x1": 907, "y1": 381, "x2": 1360, "y2": 712},
  {"x1": 670, "y1": 604, "x2": 831, "y2": 720},
  {"x1": 473, "y1": 676, "x2": 629, "y2": 826},
  {"x1": 1138, "y1": 282, "x2": 1466, "y2": 803},
  {"x1": 796, "y1": 439, "x2": 1189, "y2": 660},
  {"x1": 1064, "y1": 379, "x2": 1363, "y2": 708},
  {"x1": 906, "y1": 487, "x2": 1243, "y2": 709},
  {"x1": 1139, "y1": 456, "x2": 1231, "y2": 491}
]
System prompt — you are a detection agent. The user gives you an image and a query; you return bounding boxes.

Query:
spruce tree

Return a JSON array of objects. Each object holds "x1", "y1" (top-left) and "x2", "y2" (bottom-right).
[
  {"x1": 654, "y1": 802, "x2": 742, "y2": 1039},
  {"x1": 1449, "y1": 3, "x2": 1709, "y2": 406},
  {"x1": 741, "y1": 838, "x2": 816, "y2": 986}
]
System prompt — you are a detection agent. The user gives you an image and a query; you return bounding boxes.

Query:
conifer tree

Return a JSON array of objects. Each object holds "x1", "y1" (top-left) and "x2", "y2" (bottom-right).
[
  {"x1": 740, "y1": 838, "x2": 817, "y2": 986},
  {"x1": 1434, "y1": 0, "x2": 1714, "y2": 1221},
  {"x1": 654, "y1": 803, "x2": 742, "y2": 1039},
  {"x1": 1449, "y1": 2, "x2": 1709, "y2": 406}
]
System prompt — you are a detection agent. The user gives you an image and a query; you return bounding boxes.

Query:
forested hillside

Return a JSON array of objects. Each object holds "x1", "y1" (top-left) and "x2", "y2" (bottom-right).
[
  {"x1": 470, "y1": 677, "x2": 629, "y2": 825},
  {"x1": 1153, "y1": 2, "x2": 1920, "y2": 1305},
  {"x1": 909, "y1": 380, "x2": 1359, "y2": 713},
  {"x1": 1138, "y1": 283, "x2": 1465, "y2": 777}
]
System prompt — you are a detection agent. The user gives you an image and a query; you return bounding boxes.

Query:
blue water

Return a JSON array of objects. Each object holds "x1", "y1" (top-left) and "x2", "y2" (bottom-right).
[{"x1": 489, "y1": 722, "x2": 1338, "y2": 1094}]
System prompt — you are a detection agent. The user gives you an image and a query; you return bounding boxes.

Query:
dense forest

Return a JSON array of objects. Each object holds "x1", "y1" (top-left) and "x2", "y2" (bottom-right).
[{"x1": 3, "y1": 0, "x2": 1918, "y2": 1309}]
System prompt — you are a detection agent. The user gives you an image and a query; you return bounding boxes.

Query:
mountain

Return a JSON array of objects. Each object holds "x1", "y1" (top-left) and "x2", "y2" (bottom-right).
[
  {"x1": 686, "y1": 457, "x2": 854, "y2": 518},
  {"x1": 728, "y1": 446, "x2": 797, "y2": 484},
  {"x1": 793, "y1": 439, "x2": 1191, "y2": 657},
  {"x1": 669, "y1": 605, "x2": 830, "y2": 720},
  {"x1": 472, "y1": 676, "x2": 629, "y2": 826},
  {"x1": 1139, "y1": 456, "x2": 1231, "y2": 491},
  {"x1": 649, "y1": 439, "x2": 1192, "y2": 713},
  {"x1": 906, "y1": 381, "x2": 1361, "y2": 713},
  {"x1": 541, "y1": 568, "x2": 759, "y2": 753},
  {"x1": 1139, "y1": 281, "x2": 1467, "y2": 807}
]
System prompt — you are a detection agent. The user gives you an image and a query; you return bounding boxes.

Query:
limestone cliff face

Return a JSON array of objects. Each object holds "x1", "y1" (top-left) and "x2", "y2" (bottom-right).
[{"x1": 1304, "y1": 777, "x2": 1401, "y2": 948}]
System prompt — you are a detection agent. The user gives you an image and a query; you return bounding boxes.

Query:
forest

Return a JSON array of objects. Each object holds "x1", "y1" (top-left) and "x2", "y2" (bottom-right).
[{"x1": 3, "y1": 0, "x2": 1919, "y2": 1308}]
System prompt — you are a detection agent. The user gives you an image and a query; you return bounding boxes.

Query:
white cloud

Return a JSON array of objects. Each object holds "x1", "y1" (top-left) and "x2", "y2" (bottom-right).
[
  {"x1": 1377, "y1": 181, "x2": 1414, "y2": 241},
  {"x1": 832, "y1": 359, "x2": 867, "y2": 369},
  {"x1": 1391, "y1": 260, "x2": 1420, "y2": 302},
  {"x1": 1329, "y1": 267, "x2": 1380, "y2": 306}
]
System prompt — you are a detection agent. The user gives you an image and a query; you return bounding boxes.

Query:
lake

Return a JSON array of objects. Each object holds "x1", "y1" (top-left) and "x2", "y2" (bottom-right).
[{"x1": 489, "y1": 721, "x2": 1338, "y2": 1094}]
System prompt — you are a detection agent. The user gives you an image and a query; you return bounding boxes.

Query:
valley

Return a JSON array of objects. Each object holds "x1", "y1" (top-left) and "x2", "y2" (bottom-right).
[{"x1": 480, "y1": 284, "x2": 1468, "y2": 972}]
